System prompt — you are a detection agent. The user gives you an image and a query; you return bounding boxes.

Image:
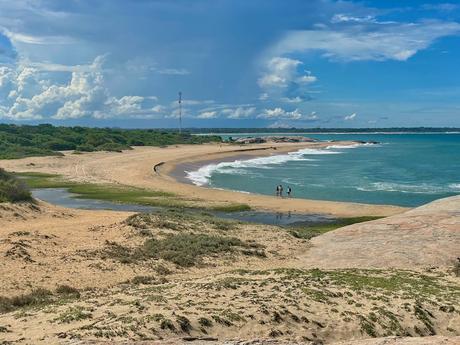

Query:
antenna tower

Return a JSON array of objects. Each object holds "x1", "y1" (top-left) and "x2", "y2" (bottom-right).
[{"x1": 178, "y1": 91, "x2": 182, "y2": 134}]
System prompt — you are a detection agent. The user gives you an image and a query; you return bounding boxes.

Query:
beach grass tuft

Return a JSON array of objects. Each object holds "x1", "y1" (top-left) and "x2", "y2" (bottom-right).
[
  {"x1": 288, "y1": 216, "x2": 382, "y2": 239},
  {"x1": 212, "y1": 203, "x2": 251, "y2": 212},
  {"x1": 103, "y1": 232, "x2": 263, "y2": 267}
]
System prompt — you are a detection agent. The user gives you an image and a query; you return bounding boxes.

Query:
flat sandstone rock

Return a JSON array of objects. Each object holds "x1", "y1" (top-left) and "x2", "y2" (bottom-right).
[{"x1": 303, "y1": 195, "x2": 460, "y2": 269}]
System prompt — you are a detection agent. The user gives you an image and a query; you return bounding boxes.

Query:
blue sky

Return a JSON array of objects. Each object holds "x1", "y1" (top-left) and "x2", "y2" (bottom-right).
[{"x1": 0, "y1": 0, "x2": 459, "y2": 128}]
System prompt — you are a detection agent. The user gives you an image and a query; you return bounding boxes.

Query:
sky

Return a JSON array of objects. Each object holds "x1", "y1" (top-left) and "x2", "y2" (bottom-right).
[{"x1": 0, "y1": 0, "x2": 460, "y2": 128}]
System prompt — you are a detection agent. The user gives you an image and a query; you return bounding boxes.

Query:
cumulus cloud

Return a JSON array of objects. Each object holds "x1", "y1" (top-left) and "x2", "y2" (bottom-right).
[
  {"x1": 270, "y1": 20, "x2": 460, "y2": 62},
  {"x1": 197, "y1": 110, "x2": 217, "y2": 119},
  {"x1": 258, "y1": 57, "x2": 316, "y2": 89},
  {"x1": 258, "y1": 57, "x2": 317, "y2": 103},
  {"x1": 258, "y1": 107, "x2": 305, "y2": 120},
  {"x1": 344, "y1": 112, "x2": 356, "y2": 120},
  {"x1": 281, "y1": 96, "x2": 303, "y2": 103},
  {"x1": 0, "y1": 55, "x2": 160, "y2": 120},
  {"x1": 222, "y1": 106, "x2": 256, "y2": 119}
]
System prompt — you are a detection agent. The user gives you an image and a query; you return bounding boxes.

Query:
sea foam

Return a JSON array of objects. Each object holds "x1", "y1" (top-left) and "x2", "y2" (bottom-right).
[
  {"x1": 186, "y1": 147, "x2": 343, "y2": 186},
  {"x1": 356, "y1": 182, "x2": 460, "y2": 194}
]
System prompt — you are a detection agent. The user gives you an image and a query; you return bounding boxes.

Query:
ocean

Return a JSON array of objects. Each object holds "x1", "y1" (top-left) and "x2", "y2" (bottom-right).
[{"x1": 186, "y1": 133, "x2": 460, "y2": 207}]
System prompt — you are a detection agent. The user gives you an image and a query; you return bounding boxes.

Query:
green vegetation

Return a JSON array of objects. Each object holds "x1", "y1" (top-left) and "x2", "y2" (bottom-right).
[
  {"x1": 124, "y1": 209, "x2": 239, "y2": 232},
  {"x1": 16, "y1": 171, "x2": 179, "y2": 205},
  {"x1": 54, "y1": 306, "x2": 92, "y2": 324},
  {"x1": 103, "y1": 233, "x2": 262, "y2": 267},
  {"x1": 0, "y1": 168, "x2": 33, "y2": 203},
  {"x1": 0, "y1": 285, "x2": 81, "y2": 314},
  {"x1": 17, "y1": 172, "x2": 251, "y2": 211},
  {"x1": 0, "y1": 123, "x2": 222, "y2": 159},
  {"x1": 212, "y1": 203, "x2": 252, "y2": 212},
  {"x1": 288, "y1": 216, "x2": 382, "y2": 240}
]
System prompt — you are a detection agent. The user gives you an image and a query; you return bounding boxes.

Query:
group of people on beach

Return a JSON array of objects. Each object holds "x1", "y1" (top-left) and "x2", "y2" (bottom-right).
[{"x1": 275, "y1": 184, "x2": 291, "y2": 198}]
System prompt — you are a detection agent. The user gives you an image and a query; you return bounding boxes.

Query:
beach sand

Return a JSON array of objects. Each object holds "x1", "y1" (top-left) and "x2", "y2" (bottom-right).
[
  {"x1": 0, "y1": 142, "x2": 407, "y2": 217},
  {"x1": 0, "y1": 197, "x2": 458, "y2": 344},
  {"x1": 0, "y1": 143, "x2": 458, "y2": 344}
]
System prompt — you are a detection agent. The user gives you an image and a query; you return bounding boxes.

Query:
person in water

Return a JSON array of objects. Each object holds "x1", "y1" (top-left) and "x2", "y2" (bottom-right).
[
  {"x1": 275, "y1": 185, "x2": 280, "y2": 197},
  {"x1": 287, "y1": 186, "x2": 292, "y2": 197},
  {"x1": 279, "y1": 185, "x2": 284, "y2": 197}
]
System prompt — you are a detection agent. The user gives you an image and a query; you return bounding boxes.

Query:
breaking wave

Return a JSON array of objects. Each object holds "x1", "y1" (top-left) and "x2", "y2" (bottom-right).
[
  {"x1": 356, "y1": 182, "x2": 460, "y2": 194},
  {"x1": 185, "y1": 146, "x2": 356, "y2": 186}
]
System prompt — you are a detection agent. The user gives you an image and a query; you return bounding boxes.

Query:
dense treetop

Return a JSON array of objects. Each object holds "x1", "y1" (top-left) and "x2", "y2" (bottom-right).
[{"x1": 0, "y1": 124, "x2": 222, "y2": 159}]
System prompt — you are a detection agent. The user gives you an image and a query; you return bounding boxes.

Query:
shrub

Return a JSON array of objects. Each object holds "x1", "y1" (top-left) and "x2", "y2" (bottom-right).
[
  {"x1": 142, "y1": 234, "x2": 247, "y2": 267},
  {"x1": 0, "y1": 288, "x2": 53, "y2": 313},
  {"x1": 55, "y1": 285, "x2": 81, "y2": 298},
  {"x1": 103, "y1": 233, "x2": 259, "y2": 267},
  {"x1": 0, "y1": 169, "x2": 33, "y2": 203},
  {"x1": 0, "y1": 124, "x2": 222, "y2": 159}
]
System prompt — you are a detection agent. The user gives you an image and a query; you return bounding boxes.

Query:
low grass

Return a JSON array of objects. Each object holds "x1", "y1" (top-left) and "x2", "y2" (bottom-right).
[
  {"x1": 103, "y1": 232, "x2": 263, "y2": 267},
  {"x1": 54, "y1": 306, "x2": 92, "y2": 324},
  {"x1": 272, "y1": 268, "x2": 460, "y2": 300},
  {"x1": 288, "y1": 216, "x2": 383, "y2": 240},
  {"x1": 125, "y1": 209, "x2": 239, "y2": 232},
  {"x1": 212, "y1": 203, "x2": 251, "y2": 212},
  {"x1": 17, "y1": 172, "x2": 172, "y2": 200},
  {"x1": 16, "y1": 172, "x2": 251, "y2": 212},
  {"x1": 0, "y1": 286, "x2": 81, "y2": 314}
]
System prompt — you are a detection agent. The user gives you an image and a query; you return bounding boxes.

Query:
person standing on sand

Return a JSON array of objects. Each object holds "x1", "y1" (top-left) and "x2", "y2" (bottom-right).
[
  {"x1": 275, "y1": 185, "x2": 280, "y2": 197},
  {"x1": 279, "y1": 185, "x2": 284, "y2": 198},
  {"x1": 287, "y1": 186, "x2": 292, "y2": 197}
]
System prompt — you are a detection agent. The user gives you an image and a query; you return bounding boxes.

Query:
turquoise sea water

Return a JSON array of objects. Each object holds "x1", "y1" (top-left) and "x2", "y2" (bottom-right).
[{"x1": 186, "y1": 134, "x2": 460, "y2": 207}]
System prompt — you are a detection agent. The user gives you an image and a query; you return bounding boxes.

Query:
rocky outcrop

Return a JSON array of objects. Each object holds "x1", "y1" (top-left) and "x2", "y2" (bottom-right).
[{"x1": 303, "y1": 195, "x2": 460, "y2": 269}]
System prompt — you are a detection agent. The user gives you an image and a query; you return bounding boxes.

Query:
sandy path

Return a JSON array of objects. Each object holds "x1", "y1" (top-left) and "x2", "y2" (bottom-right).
[{"x1": 0, "y1": 142, "x2": 407, "y2": 217}]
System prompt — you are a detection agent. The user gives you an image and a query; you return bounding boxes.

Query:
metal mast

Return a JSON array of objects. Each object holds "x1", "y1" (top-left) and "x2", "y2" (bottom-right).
[{"x1": 178, "y1": 91, "x2": 182, "y2": 134}]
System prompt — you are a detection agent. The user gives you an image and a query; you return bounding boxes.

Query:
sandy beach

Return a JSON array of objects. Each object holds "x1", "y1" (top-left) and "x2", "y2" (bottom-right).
[{"x1": 0, "y1": 141, "x2": 407, "y2": 217}]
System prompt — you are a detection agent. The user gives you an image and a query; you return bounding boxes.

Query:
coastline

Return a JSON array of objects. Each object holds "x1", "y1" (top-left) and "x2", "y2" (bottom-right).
[
  {"x1": 0, "y1": 141, "x2": 409, "y2": 217},
  {"x1": 156, "y1": 141, "x2": 408, "y2": 217}
]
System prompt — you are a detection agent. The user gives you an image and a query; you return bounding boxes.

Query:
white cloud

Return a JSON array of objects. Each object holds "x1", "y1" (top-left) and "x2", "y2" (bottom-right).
[
  {"x1": 197, "y1": 110, "x2": 217, "y2": 119},
  {"x1": 157, "y1": 68, "x2": 190, "y2": 75},
  {"x1": 1, "y1": 28, "x2": 77, "y2": 45},
  {"x1": 281, "y1": 96, "x2": 303, "y2": 103},
  {"x1": 270, "y1": 21, "x2": 460, "y2": 62},
  {"x1": 307, "y1": 111, "x2": 318, "y2": 120},
  {"x1": 222, "y1": 106, "x2": 256, "y2": 119},
  {"x1": 258, "y1": 57, "x2": 318, "y2": 103},
  {"x1": 258, "y1": 57, "x2": 316, "y2": 89},
  {"x1": 0, "y1": 55, "x2": 160, "y2": 120},
  {"x1": 344, "y1": 112, "x2": 357, "y2": 120},
  {"x1": 259, "y1": 93, "x2": 269, "y2": 101},
  {"x1": 258, "y1": 107, "x2": 304, "y2": 120},
  {"x1": 331, "y1": 14, "x2": 377, "y2": 24}
]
